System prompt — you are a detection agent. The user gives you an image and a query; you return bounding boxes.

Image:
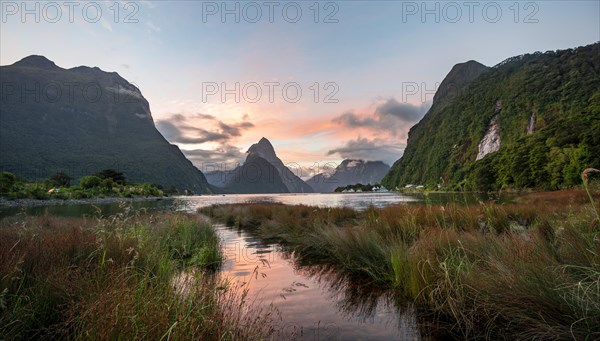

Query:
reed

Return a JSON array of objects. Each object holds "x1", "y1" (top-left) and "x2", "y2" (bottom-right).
[
  {"x1": 201, "y1": 189, "x2": 600, "y2": 339},
  {"x1": 0, "y1": 211, "x2": 274, "y2": 340}
]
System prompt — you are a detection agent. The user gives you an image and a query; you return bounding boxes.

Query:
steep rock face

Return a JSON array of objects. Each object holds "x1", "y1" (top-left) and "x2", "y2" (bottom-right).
[
  {"x1": 307, "y1": 159, "x2": 390, "y2": 192},
  {"x1": 476, "y1": 118, "x2": 501, "y2": 160},
  {"x1": 382, "y1": 60, "x2": 490, "y2": 187},
  {"x1": 383, "y1": 43, "x2": 600, "y2": 190},
  {"x1": 205, "y1": 137, "x2": 313, "y2": 193},
  {"x1": 476, "y1": 101, "x2": 502, "y2": 160},
  {"x1": 0, "y1": 56, "x2": 211, "y2": 193}
]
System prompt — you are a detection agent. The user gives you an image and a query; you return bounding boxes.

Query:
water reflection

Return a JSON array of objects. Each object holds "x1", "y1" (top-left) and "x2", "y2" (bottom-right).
[
  {"x1": 215, "y1": 224, "x2": 422, "y2": 340},
  {"x1": 292, "y1": 262, "x2": 432, "y2": 340},
  {"x1": 179, "y1": 192, "x2": 421, "y2": 212}
]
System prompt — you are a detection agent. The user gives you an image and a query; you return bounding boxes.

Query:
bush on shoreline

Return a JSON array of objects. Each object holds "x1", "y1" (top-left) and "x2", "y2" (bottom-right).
[{"x1": 0, "y1": 171, "x2": 165, "y2": 200}]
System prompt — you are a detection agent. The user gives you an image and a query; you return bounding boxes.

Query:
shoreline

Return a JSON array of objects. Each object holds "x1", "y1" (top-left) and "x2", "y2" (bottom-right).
[{"x1": 0, "y1": 196, "x2": 169, "y2": 208}]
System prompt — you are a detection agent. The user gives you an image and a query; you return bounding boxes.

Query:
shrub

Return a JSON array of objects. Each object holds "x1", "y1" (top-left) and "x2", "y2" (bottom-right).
[
  {"x1": 79, "y1": 175, "x2": 102, "y2": 189},
  {"x1": 0, "y1": 172, "x2": 17, "y2": 194}
]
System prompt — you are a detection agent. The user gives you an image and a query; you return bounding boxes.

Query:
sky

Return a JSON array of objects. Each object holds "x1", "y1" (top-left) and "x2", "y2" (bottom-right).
[{"x1": 1, "y1": 0, "x2": 599, "y2": 178}]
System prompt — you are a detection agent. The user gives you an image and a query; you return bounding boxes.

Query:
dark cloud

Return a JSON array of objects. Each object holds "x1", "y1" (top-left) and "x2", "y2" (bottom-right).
[
  {"x1": 194, "y1": 113, "x2": 217, "y2": 120},
  {"x1": 374, "y1": 98, "x2": 424, "y2": 122},
  {"x1": 156, "y1": 120, "x2": 229, "y2": 144},
  {"x1": 156, "y1": 113, "x2": 254, "y2": 145},
  {"x1": 332, "y1": 112, "x2": 377, "y2": 127},
  {"x1": 169, "y1": 112, "x2": 215, "y2": 123},
  {"x1": 332, "y1": 97, "x2": 429, "y2": 138},
  {"x1": 218, "y1": 122, "x2": 241, "y2": 137},
  {"x1": 182, "y1": 145, "x2": 245, "y2": 171},
  {"x1": 327, "y1": 137, "x2": 404, "y2": 165}
]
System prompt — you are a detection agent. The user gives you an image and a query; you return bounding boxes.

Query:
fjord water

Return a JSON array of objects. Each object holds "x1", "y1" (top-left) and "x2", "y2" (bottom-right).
[
  {"x1": 0, "y1": 192, "x2": 501, "y2": 218},
  {"x1": 0, "y1": 192, "x2": 502, "y2": 340}
]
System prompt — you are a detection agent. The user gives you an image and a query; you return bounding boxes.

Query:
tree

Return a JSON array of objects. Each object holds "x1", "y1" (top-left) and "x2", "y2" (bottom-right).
[
  {"x1": 48, "y1": 172, "x2": 72, "y2": 187},
  {"x1": 0, "y1": 172, "x2": 17, "y2": 194},
  {"x1": 95, "y1": 169, "x2": 126, "y2": 185}
]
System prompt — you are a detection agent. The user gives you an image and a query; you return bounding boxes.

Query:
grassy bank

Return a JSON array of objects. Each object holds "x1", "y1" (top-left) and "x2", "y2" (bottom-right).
[
  {"x1": 0, "y1": 211, "x2": 274, "y2": 340},
  {"x1": 201, "y1": 190, "x2": 600, "y2": 340}
]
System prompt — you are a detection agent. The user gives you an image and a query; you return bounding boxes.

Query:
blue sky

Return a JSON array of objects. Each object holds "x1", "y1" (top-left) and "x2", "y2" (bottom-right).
[{"x1": 1, "y1": 0, "x2": 599, "y2": 174}]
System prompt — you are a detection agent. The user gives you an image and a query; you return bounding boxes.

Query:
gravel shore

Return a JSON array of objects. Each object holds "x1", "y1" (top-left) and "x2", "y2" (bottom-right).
[{"x1": 0, "y1": 196, "x2": 169, "y2": 208}]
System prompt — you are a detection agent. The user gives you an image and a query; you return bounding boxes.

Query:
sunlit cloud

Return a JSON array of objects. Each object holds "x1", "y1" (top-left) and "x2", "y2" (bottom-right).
[
  {"x1": 156, "y1": 112, "x2": 254, "y2": 145},
  {"x1": 155, "y1": 112, "x2": 256, "y2": 167}
]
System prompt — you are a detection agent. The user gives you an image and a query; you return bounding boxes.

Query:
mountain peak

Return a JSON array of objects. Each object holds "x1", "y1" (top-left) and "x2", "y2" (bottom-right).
[
  {"x1": 339, "y1": 159, "x2": 364, "y2": 168},
  {"x1": 431, "y1": 60, "x2": 489, "y2": 106},
  {"x1": 258, "y1": 137, "x2": 272, "y2": 146},
  {"x1": 225, "y1": 137, "x2": 313, "y2": 193},
  {"x1": 247, "y1": 137, "x2": 275, "y2": 156},
  {"x1": 13, "y1": 55, "x2": 61, "y2": 70},
  {"x1": 447, "y1": 60, "x2": 488, "y2": 79}
]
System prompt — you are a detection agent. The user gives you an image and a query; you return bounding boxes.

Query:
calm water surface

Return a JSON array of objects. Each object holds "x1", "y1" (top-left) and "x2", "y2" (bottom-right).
[
  {"x1": 215, "y1": 224, "x2": 421, "y2": 340},
  {"x1": 0, "y1": 192, "x2": 502, "y2": 218}
]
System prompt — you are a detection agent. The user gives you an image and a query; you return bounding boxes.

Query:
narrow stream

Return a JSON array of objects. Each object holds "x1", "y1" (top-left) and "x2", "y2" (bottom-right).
[{"x1": 215, "y1": 224, "x2": 422, "y2": 340}]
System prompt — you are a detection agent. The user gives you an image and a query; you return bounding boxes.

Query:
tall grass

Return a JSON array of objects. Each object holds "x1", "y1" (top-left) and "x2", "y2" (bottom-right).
[
  {"x1": 0, "y1": 211, "x2": 274, "y2": 340},
  {"x1": 201, "y1": 189, "x2": 600, "y2": 339}
]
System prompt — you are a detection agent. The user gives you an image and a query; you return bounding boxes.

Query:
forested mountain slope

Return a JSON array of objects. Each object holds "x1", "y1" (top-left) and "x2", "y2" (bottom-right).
[{"x1": 382, "y1": 43, "x2": 600, "y2": 191}]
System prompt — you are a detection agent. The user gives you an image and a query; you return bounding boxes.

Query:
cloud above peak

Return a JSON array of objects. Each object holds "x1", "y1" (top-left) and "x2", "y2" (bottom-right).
[
  {"x1": 156, "y1": 113, "x2": 254, "y2": 145},
  {"x1": 182, "y1": 144, "x2": 246, "y2": 171}
]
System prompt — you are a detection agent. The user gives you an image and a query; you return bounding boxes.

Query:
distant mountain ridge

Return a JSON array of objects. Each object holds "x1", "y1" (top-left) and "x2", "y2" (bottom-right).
[
  {"x1": 307, "y1": 159, "x2": 390, "y2": 193},
  {"x1": 205, "y1": 137, "x2": 313, "y2": 193},
  {"x1": 0, "y1": 55, "x2": 211, "y2": 193}
]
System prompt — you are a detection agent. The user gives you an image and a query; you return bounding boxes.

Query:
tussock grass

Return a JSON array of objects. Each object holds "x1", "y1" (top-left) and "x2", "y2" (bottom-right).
[
  {"x1": 201, "y1": 189, "x2": 600, "y2": 340},
  {"x1": 0, "y1": 211, "x2": 274, "y2": 340}
]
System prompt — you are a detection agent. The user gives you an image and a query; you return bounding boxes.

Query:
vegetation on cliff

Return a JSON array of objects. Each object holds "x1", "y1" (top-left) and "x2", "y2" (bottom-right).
[{"x1": 383, "y1": 43, "x2": 600, "y2": 191}]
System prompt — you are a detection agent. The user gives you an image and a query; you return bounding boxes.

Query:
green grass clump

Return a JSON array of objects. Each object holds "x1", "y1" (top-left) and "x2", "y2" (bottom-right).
[
  {"x1": 201, "y1": 189, "x2": 600, "y2": 339},
  {"x1": 0, "y1": 212, "x2": 274, "y2": 340}
]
